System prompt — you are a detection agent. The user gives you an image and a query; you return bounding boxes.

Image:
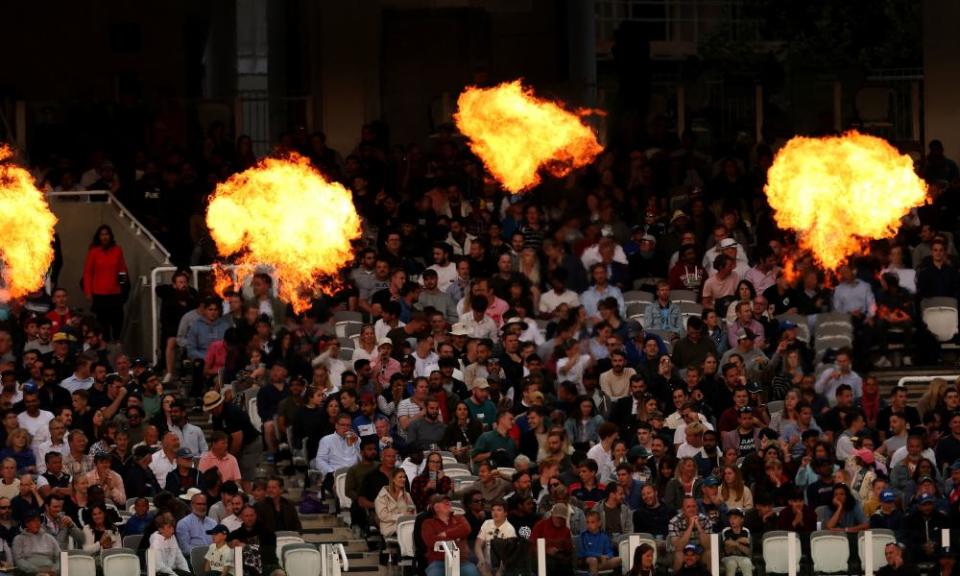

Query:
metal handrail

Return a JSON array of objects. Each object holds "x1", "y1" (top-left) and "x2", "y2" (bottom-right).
[
  {"x1": 47, "y1": 190, "x2": 172, "y2": 261},
  {"x1": 435, "y1": 540, "x2": 461, "y2": 576}
]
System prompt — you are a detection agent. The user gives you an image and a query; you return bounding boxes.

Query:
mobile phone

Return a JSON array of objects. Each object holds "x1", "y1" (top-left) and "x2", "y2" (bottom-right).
[{"x1": 429, "y1": 471, "x2": 437, "y2": 481}]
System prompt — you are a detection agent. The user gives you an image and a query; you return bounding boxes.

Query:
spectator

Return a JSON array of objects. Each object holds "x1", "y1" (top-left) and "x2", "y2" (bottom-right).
[
  {"x1": 151, "y1": 512, "x2": 191, "y2": 576},
  {"x1": 475, "y1": 499, "x2": 517, "y2": 576},
  {"x1": 84, "y1": 452, "x2": 125, "y2": 507},
  {"x1": 720, "y1": 508, "x2": 753, "y2": 576},
  {"x1": 643, "y1": 282, "x2": 683, "y2": 338},
  {"x1": 125, "y1": 445, "x2": 161, "y2": 498},
  {"x1": 876, "y1": 543, "x2": 921, "y2": 576},
  {"x1": 411, "y1": 451, "x2": 453, "y2": 511},
  {"x1": 12, "y1": 509, "x2": 59, "y2": 576},
  {"x1": 175, "y1": 492, "x2": 216, "y2": 555},
  {"x1": 375, "y1": 468, "x2": 415, "y2": 538},
  {"x1": 668, "y1": 496, "x2": 713, "y2": 572},
  {"x1": 255, "y1": 477, "x2": 302, "y2": 533},
  {"x1": 816, "y1": 483, "x2": 868, "y2": 532},
  {"x1": 312, "y1": 413, "x2": 360, "y2": 491},
  {"x1": 577, "y1": 509, "x2": 620, "y2": 576},
  {"x1": 529, "y1": 504, "x2": 574, "y2": 576},
  {"x1": 165, "y1": 447, "x2": 203, "y2": 497},
  {"x1": 422, "y1": 494, "x2": 478, "y2": 576},
  {"x1": 82, "y1": 225, "x2": 128, "y2": 342},
  {"x1": 81, "y1": 503, "x2": 121, "y2": 554},
  {"x1": 203, "y1": 391, "x2": 261, "y2": 490}
]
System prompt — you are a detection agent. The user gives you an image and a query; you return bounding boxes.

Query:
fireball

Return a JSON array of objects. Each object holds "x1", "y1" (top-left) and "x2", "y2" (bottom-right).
[
  {"x1": 0, "y1": 146, "x2": 57, "y2": 300},
  {"x1": 765, "y1": 131, "x2": 927, "y2": 273},
  {"x1": 454, "y1": 80, "x2": 603, "y2": 193},
  {"x1": 206, "y1": 153, "x2": 361, "y2": 313}
]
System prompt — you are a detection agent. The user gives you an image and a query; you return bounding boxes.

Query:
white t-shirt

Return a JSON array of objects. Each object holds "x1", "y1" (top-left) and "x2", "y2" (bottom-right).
[
  {"x1": 18, "y1": 411, "x2": 54, "y2": 444},
  {"x1": 586, "y1": 444, "x2": 614, "y2": 482},
  {"x1": 539, "y1": 289, "x2": 581, "y2": 315},
  {"x1": 427, "y1": 263, "x2": 458, "y2": 292},
  {"x1": 477, "y1": 519, "x2": 517, "y2": 541},
  {"x1": 204, "y1": 542, "x2": 234, "y2": 573}
]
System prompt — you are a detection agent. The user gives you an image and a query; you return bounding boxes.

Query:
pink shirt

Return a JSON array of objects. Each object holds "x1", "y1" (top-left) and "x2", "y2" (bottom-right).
[{"x1": 198, "y1": 451, "x2": 241, "y2": 482}]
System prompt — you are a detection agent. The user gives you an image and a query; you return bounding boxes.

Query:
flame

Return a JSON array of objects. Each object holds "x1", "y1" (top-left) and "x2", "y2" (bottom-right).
[
  {"x1": 454, "y1": 80, "x2": 603, "y2": 193},
  {"x1": 206, "y1": 153, "x2": 361, "y2": 313},
  {"x1": 765, "y1": 131, "x2": 927, "y2": 273},
  {"x1": 0, "y1": 146, "x2": 57, "y2": 300}
]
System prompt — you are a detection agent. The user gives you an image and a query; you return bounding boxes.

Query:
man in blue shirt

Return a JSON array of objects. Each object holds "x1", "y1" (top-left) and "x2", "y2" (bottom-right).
[
  {"x1": 175, "y1": 491, "x2": 216, "y2": 555},
  {"x1": 186, "y1": 296, "x2": 230, "y2": 397}
]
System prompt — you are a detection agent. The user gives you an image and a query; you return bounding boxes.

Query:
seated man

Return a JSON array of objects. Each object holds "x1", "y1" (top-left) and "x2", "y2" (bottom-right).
[
  {"x1": 313, "y1": 414, "x2": 360, "y2": 493},
  {"x1": 12, "y1": 509, "x2": 59, "y2": 576},
  {"x1": 421, "y1": 494, "x2": 479, "y2": 576}
]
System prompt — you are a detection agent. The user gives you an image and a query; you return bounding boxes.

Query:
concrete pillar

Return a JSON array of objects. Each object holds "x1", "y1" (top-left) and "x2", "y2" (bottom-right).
[
  {"x1": 316, "y1": 2, "x2": 382, "y2": 155},
  {"x1": 924, "y1": 0, "x2": 960, "y2": 158}
]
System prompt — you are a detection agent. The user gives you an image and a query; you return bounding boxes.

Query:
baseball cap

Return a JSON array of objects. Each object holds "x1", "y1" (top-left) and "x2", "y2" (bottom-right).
[
  {"x1": 469, "y1": 378, "x2": 490, "y2": 391},
  {"x1": 377, "y1": 337, "x2": 393, "y2": 348},
  {"x1": 684, "y1": 544, "x2": 703, "y2": 554},
  {"x1": 176, "y1": 448, "x2": 194, "y2": 459},
  {"x1": 917, "y1": 493, "x2": 936, "y2": 504},
  {"x1": 879, "y1": 490, "x2": 896, "y2": 503},
  {"x1": 550, "y1": 503, "x2": 569, "y2": 518},
  {"x1": 951, "y1": 459, "x2": 960, "y2": 472},
  {"x1": 737, "y1": 406, "x2": 754, "y2": 414},
  {"x1": 628, "y1": 446, "x2": 650, "y2": 460},
  {"x1": 918, "y1": 475, "x2": 935, "y2": 485},
  {"x1": 51, "y1": 332, "x2": 72, "y2": 343},
  {"x1": 702, "y1": 476, "x2": 721, "y2": 488},
  {"x1": 21, "y1": 383, "x2": 38, "y2": 394},
  {"x1": 736, "y1": 327, "x2": 755, "y2": 341},
  {"x1": 360, "y1": 393, "x2": 375, "y2": 404},
  {"x1": 641, "y1": 234, "x2": 657, "y2": 243},
  {"x1": 727, "y1": 507, "x2": 745, "y2": 517},
  {"x1": 206, "y1": 524, "x2": 230, "y2": 536},
  {"x1": 670, "y1": 210, "x2": 689, "y2": 223},
  {"x1": 746, "y1": 381, "x2": 762, "y2": 394},
  {"x1": 780, "y1": 320, "x2": 798, "y2": 330}
]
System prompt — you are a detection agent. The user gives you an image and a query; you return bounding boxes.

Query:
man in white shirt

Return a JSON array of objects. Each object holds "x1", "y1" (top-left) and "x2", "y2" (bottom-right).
[
  {"x1": 427, "y1": 243, "x2": 458, "y2": 292},
  {"x1": 313, "y1": 414, "x2": 361, "y2": 487},
  {"x1": 16, "y1": 389, "x2": 54, "y2": 445},
  {"x1": 459, "y1": 296, "x2": 499, "y2": 342},
  {"x1": 59, "y1": 355, "x2": 94, "y2": 394},
  {"x1": 676, "y1": 422, "x2": 707, "y2": 459},
  {"x1": 539, "y1": 269, "x2": 581, "y2": 317},
  {"x1": 672, "y1": 402, "x2": 715, "y2": 446},
  {"x1": 586, "y1": 423, "x2": 619, "y2": 483},
  {"x1": 219, "y1": 493, "x2": 245, "y2": 532},
  {"x1": 412, "y1": 336, "x2": 439, "y2": 378},
  {"x1": 33, "y1": 418, "x2": 67, "y2": 475},
  {"x1": 149, "y1": 431, "x2": 180, "y2": 490}
]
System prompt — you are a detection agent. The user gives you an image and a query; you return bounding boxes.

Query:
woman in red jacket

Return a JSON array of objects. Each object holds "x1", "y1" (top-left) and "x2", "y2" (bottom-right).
[{"x1": 83, "y1": 225, "x2": 128, "y2": 342}]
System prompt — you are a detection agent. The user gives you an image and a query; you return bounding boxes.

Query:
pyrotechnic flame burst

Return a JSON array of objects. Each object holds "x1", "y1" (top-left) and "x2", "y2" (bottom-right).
[
  {"x1": 765, "y1": 131, "x2": 927, "y2": 273},
  {"x1": 206, "y1": 153, "x2": 361, "y2": 313},
  {"x1": 454, "y1": 80, "x2": 603, "y2": 193},
  {"x1": 0, "y1": 146, "x2": 57, "y2": 300}
]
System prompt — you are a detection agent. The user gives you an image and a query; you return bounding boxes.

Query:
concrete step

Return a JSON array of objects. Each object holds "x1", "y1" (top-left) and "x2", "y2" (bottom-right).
[
  {"x1": 302, "y1": 536, "x2": 369, "y2": 552},
  {"x1": 300, "y1": 515, "x2": 341, "y2": 529}
]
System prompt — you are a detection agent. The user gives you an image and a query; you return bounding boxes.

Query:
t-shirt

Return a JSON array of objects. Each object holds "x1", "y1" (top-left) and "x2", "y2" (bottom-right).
[
  {"x1": 736, "y1": 431, "x2": 756, "y2": 456},
  {"x1": 477, "y1": 519, "x2": 517, "y2": 541},
  {"x1": 213, "y1": 404, "x2": 260, "y2": 447},
  {"x1": 17, "y1": 410, "x2": 54, "y2": 441},
  {"x1": 205, "y1": 542, "x2": 234, "y2": 573},
  {"x1": 702, "y1": 272, "x2": 739, "y2": 302}
]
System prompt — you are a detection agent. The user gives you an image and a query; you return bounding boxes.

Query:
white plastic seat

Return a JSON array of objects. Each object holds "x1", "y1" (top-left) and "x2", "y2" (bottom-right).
[
  {"x1": 66, "y1": 551, "x2": 97, "y2": 576},
  {"x1": 443, "y1": 467, "x2": 472, "y2": 479},
  {"x1": 810, "y1": 530, "x2": 850, "y2": 573},
  {"x1": 334, "y1": 467, "x2": 351, "y2": 523},
  {"x1": 121, "y1": 534, "x2": 142, "y2": 549},
  {"x1": 858, "y1": 529, "x2": 896, "y2": 571},
  {"x1": 247, "y1": 396, "x2": 262, "y2": 429},
  {"x1": 762, "y1": 531, "x2": 801, "y2": 574},
  {"x1": 923, "y1": 305, "x2": 959, "y2": 342},
  {"x1": 283, "y1": 543, "x2": 322, "y2": 576},
  {"x1": 397, "y1": 516, "x2": 417, "y2": 566},
  {"x1": 619, "y1": 533, "x2": 658, "y2": 571},
  {"x1": 278, "y1": 535, "x2": 306, "y2": 565},
  {"x1": 102, "y1": 548, "x2": 141, "y2": 576}
]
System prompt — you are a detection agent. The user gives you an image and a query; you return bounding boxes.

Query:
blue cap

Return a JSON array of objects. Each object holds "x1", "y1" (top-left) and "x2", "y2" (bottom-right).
[
  {"x1": 917, "y1": 493, "x2": 936, "y2": 504},
  {"x1": 702, "y1": 476, "x2": 721, "y2": 488},
  {"x1": 684, "y1": 544, "x2": 703, "y2": 554},
  {"x1": 780, "y1": 320, "x2": 798, "y2": 330},
  {"x1": 22, "y1": 383, "x2": 38, "y2": 394},
  {"x1": 879, "y1": 490, "x2": 896, "y2": 503}
]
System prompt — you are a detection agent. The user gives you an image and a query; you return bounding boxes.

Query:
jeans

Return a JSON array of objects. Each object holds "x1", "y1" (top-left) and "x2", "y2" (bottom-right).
[{"x1": 427, "y1": 560, "x2": 480, "y2": 576}]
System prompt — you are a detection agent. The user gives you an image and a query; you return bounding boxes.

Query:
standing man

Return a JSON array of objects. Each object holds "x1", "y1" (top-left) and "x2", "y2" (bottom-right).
[{"x1": 202, "y1": 391, "x2": 261, "y2": 492}]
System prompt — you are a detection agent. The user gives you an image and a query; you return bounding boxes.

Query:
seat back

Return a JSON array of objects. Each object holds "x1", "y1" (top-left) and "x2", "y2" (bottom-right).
[
  {"x1": 284, "y1": 544, "x2": 322, "y2": 576},
  {"x1": 278, "y1": 535, "x2": 306, "y2": 561},
  {"x1": 619, "y1": 533, "x2": 657, "y2": 572},
  {"x1": 67, "y1": 552, "x2": 98, "y2": 576},
  {"x1": 190, "y1": 545, "x2": 208, "y2": 576},
  {"x1": 672, "y1": 289, "x2": 698, "y2": 304},
  {"x1": 247, "y1": 396, "x2": 262, "y2": 429},
  {"x1": 334, "y1": 468, "x2": 351, "y2": 510},
  {"x1": 121, "y1": 534, "x2": 142, "y2": 549},
  {"x1": 497, "y1": 467, "x2": 516, "y2": 480},
  {"x1": 762, "y1": 531, "x2": 800, "y2": 574},
  {"x1": 923, "y1": 306, "x2": 959, "y2": 342},
  {"x1": 444, "y1": 467, "x2": 472, "y2": 479},
  {"x1": 810, "y1": 531, "x2": 850, "y2": 573},
  {"x1": 858, "y1": 530, "x2": 897, "y2": 571},
  {"x1": 397, "y1": 516, "x2": 417, "y2": 558},
  {"x1": 102, "y1": 549, "x2": 141, "y2": 576}
]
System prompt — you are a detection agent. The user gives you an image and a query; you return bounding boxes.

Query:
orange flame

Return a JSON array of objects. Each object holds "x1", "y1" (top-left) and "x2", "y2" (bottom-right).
[
  {"x1": 454, "y1": 80, "x2": 603, "y2": 193},
  {"x1": 0, "y1": 146, "x2": 57, "y2": 300},
  {"x1": 206, "y1": 153, "x2": 361, "y2": 314},
  {"x1": 765, "y1": 131, "x2": 927, "y2": 273}
]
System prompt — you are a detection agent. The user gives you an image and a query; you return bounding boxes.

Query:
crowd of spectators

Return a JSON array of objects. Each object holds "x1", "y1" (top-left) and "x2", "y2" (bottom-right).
[{"x1": 2, "y1": 115, "x2": 960, "y2": 576}]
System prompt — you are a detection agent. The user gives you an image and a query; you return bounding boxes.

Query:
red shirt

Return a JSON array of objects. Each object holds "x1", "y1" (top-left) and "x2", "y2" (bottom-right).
[
  {"x1": 46, "y1": 309, "x2": 74, "y2": 332},
  {"x1": 421, "y1": 514, "x2": 471, "y2": 563},
  {"x1": 529, "y1": 517, "x2": 572, "y2": 554},
  {"x1": 82, "y1": 245, "x2": 128, "y2": 298}
]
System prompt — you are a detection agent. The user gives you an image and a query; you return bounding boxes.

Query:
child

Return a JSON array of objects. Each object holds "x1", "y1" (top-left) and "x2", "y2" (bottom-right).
[
  {"x1": 203, "y1": 524, "x2": 233, "y2": 576},
  {"x1": 578, "y1": 510, "x2": 620, "y2": 576},
  {"x1": 476, "y1": 500, "x2": 517, "y2": 576},
  {"x1": 150, "y1": 512, "x2": 191, "y2": 576},
  {"x1": 720, "y1": 508, "x2": 753, "y2": 576}
]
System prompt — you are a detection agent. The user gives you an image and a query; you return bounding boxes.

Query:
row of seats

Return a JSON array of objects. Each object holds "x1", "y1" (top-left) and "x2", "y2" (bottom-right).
[
  {"x1": 390, "y1": 528, "x2": 898, "y2": 576},
  {"x1": 61, "y1": 536, "x2": 327, "y2": 576}
]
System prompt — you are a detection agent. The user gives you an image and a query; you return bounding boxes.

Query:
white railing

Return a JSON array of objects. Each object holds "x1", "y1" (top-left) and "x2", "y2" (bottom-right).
[
  {"x1": 320, "y1": 542, "x2": 349, "y2": 576},
  {"x1": 435, "y1": 540, "x2": 460, "y2": 576},
  {"x1": 897, "y1": 375, "x2": 960, "y2": 388},
  {"x1": 48, "y1": 190, "x2": 171, "y2": 261}
]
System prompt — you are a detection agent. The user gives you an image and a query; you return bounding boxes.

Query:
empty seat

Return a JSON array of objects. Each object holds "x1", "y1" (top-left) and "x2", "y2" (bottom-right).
[
  {"x1": 923, "y1": 304, "x2": 959, "y2": 342},
  {"x1": 283, "y1": 543, "x2": 322, "y2": 575},
  {"x1": 102, "y1": 548, "x2": 141, "y2": 576},
  {"x1": 671, "y1": 289, "x2": 698, "y2": 304},
  {"x1": 810, "y1": 531, "x2": 850, "y2": 574},
  {"x1": 623, "y1": 290, "x2": 654, "y2": 305},
  {"x1": 334, "y1": 468, "x2": 351, "y2": 524},
  {"x1": 121, "y1": 534, "x2": 142, "y2": 549},
  {"x1": 333, "y1": 310, "x2": 363, "y2": 323},
  {"x1": 66, "y1": 551, "x2": 97, "y2": 576},
  {"x1": 397, "y1": 516, "x2": 417, "y2": 567},
  {"x1": 278, "y1": 535, "x2": 306, "y2": 563},
  {"x1": 762, "y1": 531, "x2": 801, "y2": 575}
]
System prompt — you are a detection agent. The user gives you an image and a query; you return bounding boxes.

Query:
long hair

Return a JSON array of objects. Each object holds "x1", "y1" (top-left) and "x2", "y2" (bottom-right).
[
  {"x1": 628, "y1": 543, "x2": 656, "y2": 576},
  {"x1": 720, "y1": 464, "x2": 746, "y2": 501},
  {"x1": 91, "y1": 224, "x2": 116, "y2": 248}
]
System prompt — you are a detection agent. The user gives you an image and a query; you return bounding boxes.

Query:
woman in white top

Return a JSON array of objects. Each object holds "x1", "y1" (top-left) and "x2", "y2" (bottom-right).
[
  {"x1": 374, "y1": 469, "x2": 415, "y2": 537},
  {"x1": 81, "y1": 504, "x2": 122, "y2": 556},
  {"x1": 719, "y1": 465, "x2": 754, "y2": 511},
  {"x1": 881, "y1": 244, "x2": 916, "y2": 294},
  {"x1": 150, "y1": 512, "x2": 191, "y2": 576},
  {"x1": 475, "y1": 499, "x2": 517, "y2": 576},
  {"x1": 351, "y1": 325, "x2": 378, "y2": 363}
]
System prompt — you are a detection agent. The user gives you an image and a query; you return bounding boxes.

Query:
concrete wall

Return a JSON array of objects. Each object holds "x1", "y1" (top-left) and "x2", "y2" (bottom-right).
[
  {"x1": 49, "y1": 197, "x2": 170, "y2": 359},
  {"x1": 924, "y1": 0, "x2": 960, "y2": 159}
]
